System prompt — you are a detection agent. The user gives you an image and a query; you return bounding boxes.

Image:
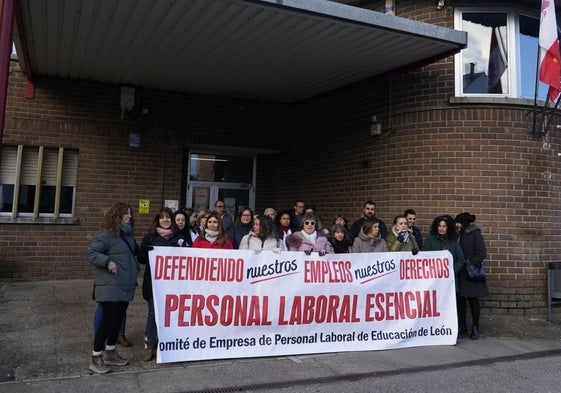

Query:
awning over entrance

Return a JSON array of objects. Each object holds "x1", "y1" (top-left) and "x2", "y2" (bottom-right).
[{"x1": 12, "y1": 0, "x2": 467, "y2": 104}]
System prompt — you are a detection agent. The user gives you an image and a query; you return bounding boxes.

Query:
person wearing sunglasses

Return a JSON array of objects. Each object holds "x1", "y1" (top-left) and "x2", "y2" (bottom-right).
[{"x1": 286, "y1": 213, "x2": 333, "y2": 256}]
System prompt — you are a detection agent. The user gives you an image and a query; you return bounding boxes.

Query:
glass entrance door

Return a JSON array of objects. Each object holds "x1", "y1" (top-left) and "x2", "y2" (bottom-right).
[{"x1": 186, "y1": 152, "x2": 255, "y2": 217}]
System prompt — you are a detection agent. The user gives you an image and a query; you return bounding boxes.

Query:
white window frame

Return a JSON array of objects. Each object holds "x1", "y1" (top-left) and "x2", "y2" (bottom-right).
[{"x1": 454, "y1": 7, "x2": 544, "y2": 100}]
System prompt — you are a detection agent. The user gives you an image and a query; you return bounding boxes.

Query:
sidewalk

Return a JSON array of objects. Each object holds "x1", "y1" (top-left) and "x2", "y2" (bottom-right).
[{"x1": 1, "y1": 280, "x2": 561, "y2": 392}]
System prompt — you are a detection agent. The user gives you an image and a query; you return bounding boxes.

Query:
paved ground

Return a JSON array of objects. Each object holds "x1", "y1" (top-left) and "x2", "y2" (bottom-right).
[{"x1": 1, "y1": 280, "x2": 561, "y2": 392}]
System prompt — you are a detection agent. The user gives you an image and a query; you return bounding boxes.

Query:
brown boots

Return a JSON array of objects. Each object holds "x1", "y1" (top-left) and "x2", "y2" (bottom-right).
[
  {"x1": 89, "y1": 354, "x2": 110, "y2": 374},
  {"x1": 117, "y1": 334, "x2": 131, "y2": 347},
  {"x1": 143, "y1": 339, "x2": 157, "y2": 362},
  {"x1": 89, "y1": 349, "x2": 128, "y2": 374},
  {"x1": 103, "y1": 349, "x2": 128, "y2": 366}
]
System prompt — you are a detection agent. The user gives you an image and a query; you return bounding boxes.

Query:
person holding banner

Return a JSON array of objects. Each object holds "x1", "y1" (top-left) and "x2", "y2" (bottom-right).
[
  {"x1": 455, "y1": 212, "x2": 489, "y2": 340},
  {"x1": 192, "y1": 211, "x2": 234, "y2": 249},
  {"x1": 239, "y1": 214, "x2": 285, "y2": 252},
  {"x1": 385, "y1": 215, "x2": 420, "y2": 254},
  {"x1": 138, "y1": 207, "x2": 185, "y2": 361},
  {"x1": 349, "y1": 219, "x2": 388, "y2": 253},
  {"x1": 85, "y1": 202, "x2": 139, "y2": 374},
  {"x1": 286, "y1": 213, "x2": 333, "y2": 255},
  {"x1": 423, "y1": 215, "x2": 466, "y2": 334}
]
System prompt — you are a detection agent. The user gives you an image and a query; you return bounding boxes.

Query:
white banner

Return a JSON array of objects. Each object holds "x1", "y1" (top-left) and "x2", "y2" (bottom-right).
[{"x1": 149, "y1": 248, "x2": 457, "y2": 363}]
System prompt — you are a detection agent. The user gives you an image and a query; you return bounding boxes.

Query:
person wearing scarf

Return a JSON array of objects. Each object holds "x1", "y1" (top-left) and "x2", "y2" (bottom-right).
[
  {"x1": 275, "y1": 209, "x2": 293, "y2": 249},
  {"x1": 349, "y1": 219, "x2": 388, "y2": 253},
  {"x1": 286, "y1": 213, "x2": 333, "y2": 255},
  {"x1": 328, "y1": 223, "x2": 353, "y2": 253},
  {"x1": 86, "y1": 202, "x2": 139, "y2": 374},
  {"x1": 192, "y1": 211, "x2": 233, "y2": 249},
  {"x1": 138, "y1": 207, "x2": 184, "y2": 362},
  {"x1": 385, "y1": 215, "x2": 419, "y2": 253}
]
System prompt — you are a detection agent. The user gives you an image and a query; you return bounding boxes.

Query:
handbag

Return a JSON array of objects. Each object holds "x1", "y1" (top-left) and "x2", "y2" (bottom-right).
[{"x1": 465, "y1": 260, "x2": 486, "y2": 280}]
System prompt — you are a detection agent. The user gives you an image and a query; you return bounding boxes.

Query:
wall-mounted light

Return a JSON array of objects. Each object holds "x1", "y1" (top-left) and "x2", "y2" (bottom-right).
[
  {"x1": 370, "y1": 115, "x2": 381, "y2": 136},
  {"x1": 436, "y1": 0, "x2": 445, "y2": 10},
  {"x1": 120, "y1": 86, "x2": 135, "y2": 119}
]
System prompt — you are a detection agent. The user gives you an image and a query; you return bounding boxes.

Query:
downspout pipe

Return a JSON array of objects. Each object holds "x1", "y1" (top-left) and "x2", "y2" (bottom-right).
[{"x1": 0, "y1": 0, "x2": 15, "y2": 164}]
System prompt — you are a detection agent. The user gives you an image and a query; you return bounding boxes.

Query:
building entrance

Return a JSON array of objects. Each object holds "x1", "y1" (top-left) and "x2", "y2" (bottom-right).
[{"x1": 186, "y1": 152, "x2": 255, "y2": 217}]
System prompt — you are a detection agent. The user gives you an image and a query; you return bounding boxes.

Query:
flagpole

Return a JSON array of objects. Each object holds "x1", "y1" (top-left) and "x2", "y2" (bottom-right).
[{"x1": 532, "y1": 37, "x2": 541, "y2": 137}]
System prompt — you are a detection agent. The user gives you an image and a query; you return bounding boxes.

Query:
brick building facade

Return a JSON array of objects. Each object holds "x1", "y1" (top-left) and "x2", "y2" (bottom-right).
[{"x1": 1, "y1": 0, "x2": 560, "y2": 317}]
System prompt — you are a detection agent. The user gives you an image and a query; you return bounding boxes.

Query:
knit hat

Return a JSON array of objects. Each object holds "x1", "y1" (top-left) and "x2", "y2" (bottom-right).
[
  {"x1": 264, "y1": 208, "x2": 277, "y2": 217},
  {"x1": 455, "y1": 212, "x2": 475, "y2": 228}
]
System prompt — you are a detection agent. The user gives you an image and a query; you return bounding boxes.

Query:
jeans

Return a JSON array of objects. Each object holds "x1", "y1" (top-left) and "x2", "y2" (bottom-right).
[
  {"x1": 94, "y1": 302, "x2": 126, "y2": 335},
  {"x1": 93, "y1": 302, "x2": 128, "y2": 352}
]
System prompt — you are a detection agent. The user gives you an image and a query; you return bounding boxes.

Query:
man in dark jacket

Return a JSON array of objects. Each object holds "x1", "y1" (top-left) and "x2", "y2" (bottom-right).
[
  {"x1": 289, "y1": 199, "x2": 305, "y2": 232},
  {"x1": 350, "y1": 200, "x2": 388, "y2": 240}
]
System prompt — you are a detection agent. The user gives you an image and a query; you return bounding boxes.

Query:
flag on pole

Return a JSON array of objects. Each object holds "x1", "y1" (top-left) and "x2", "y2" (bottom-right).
[
  {"x1": 487, "y1": 27, "x2": 506, "y2": 93},
  {"x1": 539, "y1": 0, "x2": 561, "y2": 101}
]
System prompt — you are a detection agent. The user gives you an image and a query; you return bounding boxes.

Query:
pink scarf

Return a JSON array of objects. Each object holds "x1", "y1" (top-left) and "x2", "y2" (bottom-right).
[{"x1": 156, "y1": 227, "x2": 173, "y2": 241}]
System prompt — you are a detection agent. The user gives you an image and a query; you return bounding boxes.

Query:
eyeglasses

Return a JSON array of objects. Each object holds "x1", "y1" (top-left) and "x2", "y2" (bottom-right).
[
  {"x1": 216, "y1": 205, "x2": 225, "y2": 208},
  {"x1": 304, "y1": 221, "x2": 315, "y2": 226}
]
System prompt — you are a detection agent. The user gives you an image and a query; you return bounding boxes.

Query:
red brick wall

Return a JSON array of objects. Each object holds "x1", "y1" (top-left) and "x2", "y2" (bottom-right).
[
  {"x1": 2, "y1": 1, "x2": 559, "y2": 317},
  {"x1": 0, "y1": 62, "x2": 289, "y2": 280},
  {"x1": 260, "y1": 1, "x2": 561, "y2": 316}
]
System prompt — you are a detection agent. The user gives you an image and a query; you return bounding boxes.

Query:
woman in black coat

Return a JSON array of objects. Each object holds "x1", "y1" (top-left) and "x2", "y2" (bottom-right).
[
  {"x1": 455, "y1": 212, "x2": 489, "y2": 340},
  {"x1": 138, "y1": 207, "x2": 184, "y2": 361}
]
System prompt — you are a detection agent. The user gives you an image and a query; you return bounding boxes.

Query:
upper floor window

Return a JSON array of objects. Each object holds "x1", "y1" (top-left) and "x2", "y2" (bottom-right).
[
  {"x1": 455, "y1": 8, "x2": 550, "y2": 100},
  {"x1": 0, "y1": 145, "x2": 78, "y2": 218}
]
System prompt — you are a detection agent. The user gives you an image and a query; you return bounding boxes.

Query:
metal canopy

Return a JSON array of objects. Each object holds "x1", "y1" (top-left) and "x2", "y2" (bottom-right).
[{"x1": 13, "y1": 0, "x2": 467, "y2": 103}]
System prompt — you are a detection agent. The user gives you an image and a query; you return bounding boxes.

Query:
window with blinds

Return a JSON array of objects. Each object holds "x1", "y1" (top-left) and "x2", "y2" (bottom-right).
[{"x1": 0, "y1": 145, "x2": 78, "y2": 218}]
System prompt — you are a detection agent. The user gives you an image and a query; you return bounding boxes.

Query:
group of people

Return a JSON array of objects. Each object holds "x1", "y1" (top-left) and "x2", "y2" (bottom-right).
[{"x1": 85, "y1": 199, "x2": 488, "y2": 374}]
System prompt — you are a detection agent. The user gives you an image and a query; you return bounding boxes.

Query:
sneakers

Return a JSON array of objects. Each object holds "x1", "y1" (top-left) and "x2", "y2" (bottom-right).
[
  {"x1": 103, "y1": 349, "x2": 129, "y2": 366},
  {"x1": 143, "y1": 339, "x2": 157, "y2": 362},
  {"x1": 89, "y1": 355, "x2": 110, "y2": 374},
  {"x1": 118, "y1": 334, "x2": 131, "y2": 347}
]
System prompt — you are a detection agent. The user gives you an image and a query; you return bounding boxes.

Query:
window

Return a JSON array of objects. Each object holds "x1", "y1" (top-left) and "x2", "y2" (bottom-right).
[
  {"x1": 189, "y1": 154, "x2": 253, "y2": 183},
  {"x1": 0, "y1": 145, "x2": 78, "y2": 218},
  {"x1": 455, "y1": 8, "x2": 549, "y2": 99}
]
